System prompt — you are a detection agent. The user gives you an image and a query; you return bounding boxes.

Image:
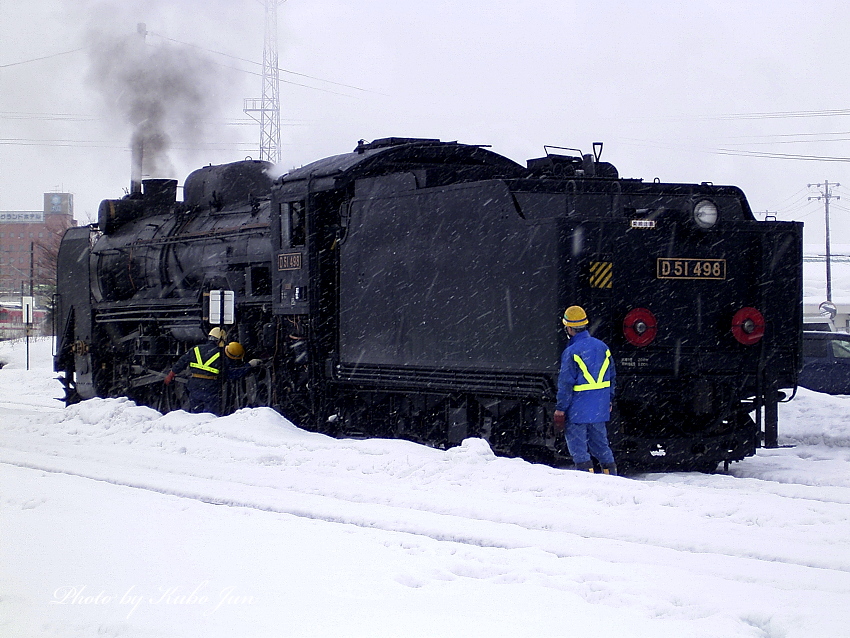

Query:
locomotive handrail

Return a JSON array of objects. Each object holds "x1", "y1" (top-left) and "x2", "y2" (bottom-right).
[
  {"x1": 92, "y1": 226, "x2": 269, "y2": 255},
  {"x1": 118, "y1": 223, "x2": 270, "y2": 248},
  {"x1": 544, "y1": 145, "x2": 583, "y2": 157},
  {"x1": 95, "y1": 298, "x2": 199, "y2": 309}
]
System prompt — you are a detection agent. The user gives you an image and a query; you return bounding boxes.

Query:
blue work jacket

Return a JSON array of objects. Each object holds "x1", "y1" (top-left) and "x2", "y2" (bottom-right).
[
  {"x1": 172, "y1": 340, "x2": 251, "y2": 382},
  {"x1": 555, "y1": 330, "x2": 616, "y2": 423}
]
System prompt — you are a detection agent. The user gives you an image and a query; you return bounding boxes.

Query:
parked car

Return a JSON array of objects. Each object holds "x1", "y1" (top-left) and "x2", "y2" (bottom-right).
[
  {"x1": 803, "y1": 318, "x2": 834, "y2": 332},
  {"x1": 799, "y1": 331, "x2": 850, "y2": 394}
]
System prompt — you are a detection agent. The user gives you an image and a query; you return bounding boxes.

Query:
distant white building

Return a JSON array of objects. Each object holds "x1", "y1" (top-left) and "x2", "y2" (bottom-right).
[{"x1": 804, "y1": 245, "x2": 850, "y2": 332}]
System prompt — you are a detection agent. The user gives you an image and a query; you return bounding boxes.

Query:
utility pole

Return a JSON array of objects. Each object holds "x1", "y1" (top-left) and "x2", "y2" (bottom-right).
[
  {"x1": 809, "y1": 181, "x2": 840, "y2": 302},
  {"x1": 244, "y1": 0, "x2": 284, "y2": 164}
]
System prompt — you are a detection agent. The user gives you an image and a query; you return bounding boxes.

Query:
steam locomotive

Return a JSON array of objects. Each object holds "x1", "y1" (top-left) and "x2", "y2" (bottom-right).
[{"x1": 54, "y1": 137, "x2": 803, "y2": 471}]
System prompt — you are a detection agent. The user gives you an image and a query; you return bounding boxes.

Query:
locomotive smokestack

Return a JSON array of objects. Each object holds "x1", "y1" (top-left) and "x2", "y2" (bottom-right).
[{"x1": 131, "y1": 133, "x2": 143, "y2": 195}]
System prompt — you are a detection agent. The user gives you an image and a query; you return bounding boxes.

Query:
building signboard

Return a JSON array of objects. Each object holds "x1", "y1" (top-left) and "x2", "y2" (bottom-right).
[{"x1": 0, "y1": 212, "x2": 43, "y2": 223}]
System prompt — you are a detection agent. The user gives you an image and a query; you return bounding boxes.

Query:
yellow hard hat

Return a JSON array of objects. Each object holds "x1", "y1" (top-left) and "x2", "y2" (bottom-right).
[
  {"x1": 562, "y1": 305, "x2": 588, "y2": 328},
  {"x1": 225, "y1": 341, "x2": 245, "y2": 360},
  {"x1": 208, "y1": 327, "x2": 227, "y2": 341}
]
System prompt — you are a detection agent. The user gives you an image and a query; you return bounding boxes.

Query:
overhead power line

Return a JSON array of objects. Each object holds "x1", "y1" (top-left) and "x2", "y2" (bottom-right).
[
  {"x1": 0, "y1": 111, "x2": 97, "y2": 122},
  {"x1": 724, "y1": 136, "x2": 850, "y2": 146},
  {"x1": 0, "y1": 46, "x2": 87, "y2": 68},
  {"x1": 706, "y1": 108, "x2": 850, "y2": 121},
  {"x1": 769, "y1": 187, "x2": 809, "y2": 208},
  {"x1": 148, "y1": 31, "x2": 385, "y2": 96},
  {"x1": 0, "y1": 111, "x2": 308, "y2": 126},
  {"x1": 714, "y1": 148, "x2": 850, "y2": 162},
  {"x1": 0, "y1": 137, "x2": 257, "y2": 151},
  {"x1": 774, "y1": 193, "x2": 816, "y2": 216},
  {"x1": 725, "y1": 130, "x2": 850, "y2": 139},
  {"x1": 618, "y1": 137, "x2": 850, "y2": 162},
  {"x1": 0, "y1": 32, "x2": 381, "y2": 98}
]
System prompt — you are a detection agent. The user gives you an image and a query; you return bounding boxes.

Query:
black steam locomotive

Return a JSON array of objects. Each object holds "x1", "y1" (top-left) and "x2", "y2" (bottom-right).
[{"x1": 54, "y1": 137, "x2": 803, "y2": 471}]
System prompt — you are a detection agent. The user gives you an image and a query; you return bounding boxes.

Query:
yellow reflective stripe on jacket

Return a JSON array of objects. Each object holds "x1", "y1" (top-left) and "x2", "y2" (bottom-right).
[
  {"x1": 572, "y1": 349, "x2": 611, "y2": 391},
  {"x1": 189, "y1": 346, "x2": 221, "y2": 374}
]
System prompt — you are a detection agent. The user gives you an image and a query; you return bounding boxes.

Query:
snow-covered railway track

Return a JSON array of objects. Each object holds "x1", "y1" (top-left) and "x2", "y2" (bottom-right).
[
  {"x1": 0, "y1": 399, "x2": 64, "y2": 413},
  {"x1": 647, "y1": 469, "x2": 850, "y2": 505},
  {"x1": 2, "y1": 440, "x2": 850, "y2": 585}
]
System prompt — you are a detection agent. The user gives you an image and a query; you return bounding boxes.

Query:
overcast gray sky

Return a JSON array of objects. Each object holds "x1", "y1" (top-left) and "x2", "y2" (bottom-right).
[{"x1": 2, "y1": 0, "x2": 850, "y2": 248}]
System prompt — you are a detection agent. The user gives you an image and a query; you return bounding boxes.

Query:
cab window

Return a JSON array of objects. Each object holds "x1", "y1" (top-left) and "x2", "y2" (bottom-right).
[
  {"x1": 280, "y1": 201, "x2": 306, "y2": 248},
  {"x1": 832, "y1": 339, "x2": 850, "y2": 359}
]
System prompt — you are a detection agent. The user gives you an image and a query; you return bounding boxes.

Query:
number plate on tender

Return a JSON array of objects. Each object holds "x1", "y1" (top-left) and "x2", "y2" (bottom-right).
[
  {"x1": 657, "y1": 258, "x2": 726, "y2": 280},
  {"x1": 278, "y1": 252, "x2": 302, "y2": 270}
]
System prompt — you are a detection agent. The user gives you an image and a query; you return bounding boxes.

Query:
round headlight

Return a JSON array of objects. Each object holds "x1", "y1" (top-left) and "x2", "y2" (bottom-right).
[{"x1": 693, "y1": 200, "x2": 718, "y2": 229}]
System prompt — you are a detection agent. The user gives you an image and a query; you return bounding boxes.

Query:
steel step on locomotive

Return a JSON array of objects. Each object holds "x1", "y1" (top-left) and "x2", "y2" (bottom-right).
[{"x1": 54, "y1": 137, "x2": 803, "y2": 471}]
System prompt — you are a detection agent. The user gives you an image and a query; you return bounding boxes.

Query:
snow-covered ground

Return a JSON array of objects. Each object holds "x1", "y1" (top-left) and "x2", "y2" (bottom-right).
[{"x1": 2, "y1": 338, "x2": 850, "y2": 638}]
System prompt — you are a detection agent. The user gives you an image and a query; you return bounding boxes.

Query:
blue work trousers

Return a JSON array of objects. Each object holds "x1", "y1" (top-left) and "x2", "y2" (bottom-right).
[
  {"x1": 565, "y1": 421, "x2": 615, "y2": 466},
  {"x1": 186, "y1": 378, "x2": 221, "y2": 415}
]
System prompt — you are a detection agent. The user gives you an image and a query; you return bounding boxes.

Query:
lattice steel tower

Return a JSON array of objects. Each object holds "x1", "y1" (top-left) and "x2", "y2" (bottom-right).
[{"x1": 244, "y1": 0, "x2": 283, "y2": 163}]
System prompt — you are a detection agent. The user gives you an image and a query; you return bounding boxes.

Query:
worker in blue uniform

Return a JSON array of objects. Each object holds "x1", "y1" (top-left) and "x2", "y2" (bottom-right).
[
  {"x1": 164, "y1": 328, "x2": 260, "y2": 415},
  {"x1": 553, "y1": 306, "x2": 617, "y2": 475}
]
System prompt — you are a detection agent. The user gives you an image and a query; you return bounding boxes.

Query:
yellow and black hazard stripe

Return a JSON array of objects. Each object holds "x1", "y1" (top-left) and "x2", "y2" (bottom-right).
[{"x1": 589, "y1": 261, "x2": 613, "y2": 289}]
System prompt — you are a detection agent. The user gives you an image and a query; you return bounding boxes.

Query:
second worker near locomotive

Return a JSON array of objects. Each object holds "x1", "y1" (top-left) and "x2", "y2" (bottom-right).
[
  {"x1": 553, "y1": 306, "x2": 618, "y2": 475},
  {"x1": 164, "y1": 327, "x2": 261, "y2": 415}
]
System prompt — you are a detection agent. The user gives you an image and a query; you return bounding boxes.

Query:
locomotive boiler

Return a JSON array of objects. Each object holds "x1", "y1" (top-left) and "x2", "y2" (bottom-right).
[{"x1": 54, "y1": 137, "x2": 803, "y2": 471}]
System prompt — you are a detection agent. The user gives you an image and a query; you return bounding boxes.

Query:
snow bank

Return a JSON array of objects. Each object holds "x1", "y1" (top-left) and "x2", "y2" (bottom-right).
[{"x1": 4, "y1": 335, "x2": 850, "y2": 638}]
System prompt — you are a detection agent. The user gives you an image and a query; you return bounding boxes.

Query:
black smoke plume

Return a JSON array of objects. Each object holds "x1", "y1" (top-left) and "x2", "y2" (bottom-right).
[{"x1": 85, "y1": 20, "x2": 233, "y2": 182}]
